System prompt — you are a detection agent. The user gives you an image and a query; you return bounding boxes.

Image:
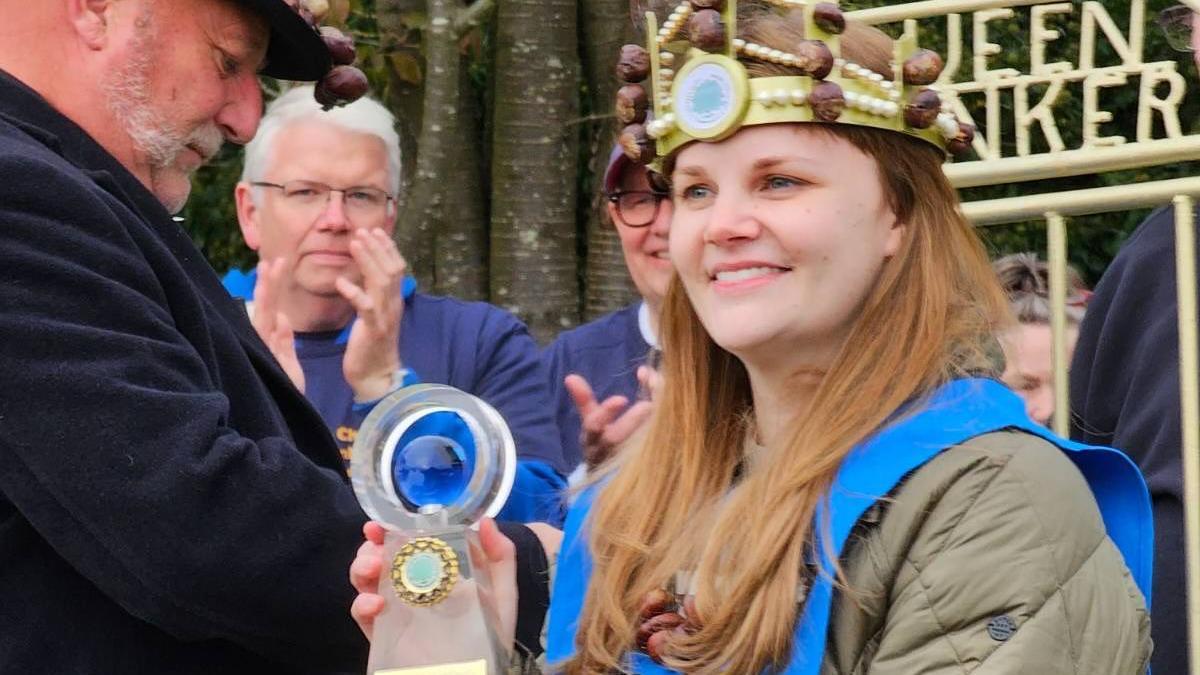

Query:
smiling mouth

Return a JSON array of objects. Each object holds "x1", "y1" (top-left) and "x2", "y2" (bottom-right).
[{"x1": 712, "y1": 266, "x2": 790, "y2": 283}]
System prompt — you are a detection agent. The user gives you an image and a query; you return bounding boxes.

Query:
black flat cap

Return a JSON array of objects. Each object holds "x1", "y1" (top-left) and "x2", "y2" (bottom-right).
[{"x1": 237, "y1": 0, "x2": 332, "y2": 81}]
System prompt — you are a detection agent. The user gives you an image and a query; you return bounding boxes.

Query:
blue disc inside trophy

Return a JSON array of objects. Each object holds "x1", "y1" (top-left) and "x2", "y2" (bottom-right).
[
  {"x1": 351, "y1": 384, "x2": 516, "y2": 674},
  {"x1": 389, "y1": 410, "x2": 474, "y2": 511}
]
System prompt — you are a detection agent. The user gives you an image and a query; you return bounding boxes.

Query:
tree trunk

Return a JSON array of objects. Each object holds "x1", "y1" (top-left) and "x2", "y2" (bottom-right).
[
  {"x1": 580, "y1": 0, "x2": 640, "y2": 321},
  {"x1": 376, "y1": 0, "x2": 430, "y2": 282},
  {"x1": 397, "y1": 0, "x2": 490, "y2": 299},
  {"x1": 489, "y1": 0, "x2": 581, "y2": 343},
  {"x1": 431, "y1": 4, "x2": 491, "y2": 300}
]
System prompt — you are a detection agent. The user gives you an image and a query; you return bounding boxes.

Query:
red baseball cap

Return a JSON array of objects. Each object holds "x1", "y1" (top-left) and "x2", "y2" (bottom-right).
[{"x1": 603, "y1": 143, "x2": 636, "y2": 194}]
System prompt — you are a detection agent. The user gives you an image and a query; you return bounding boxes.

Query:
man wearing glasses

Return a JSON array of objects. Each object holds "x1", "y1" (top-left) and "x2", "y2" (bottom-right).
[
  {"x1": 226, "y1": 86, "x2": 568, "y2": 525},
  {"x1": 1072, "y1": 3, "x2": 1200, "y2": 672},
  {"x1": 543, "y1": 144, "x2": 672, "y2": 477}
]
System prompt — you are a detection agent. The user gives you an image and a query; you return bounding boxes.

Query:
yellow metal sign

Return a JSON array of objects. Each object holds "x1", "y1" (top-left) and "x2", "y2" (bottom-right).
[{"x1": 851, "y1": 1, "x2": 1187, "y2": 172}]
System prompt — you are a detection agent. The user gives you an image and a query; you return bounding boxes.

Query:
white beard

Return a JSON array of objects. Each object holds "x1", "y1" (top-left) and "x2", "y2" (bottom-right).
[{"x1": 100, "y1": 6, "x2": 222, "y2": 212}]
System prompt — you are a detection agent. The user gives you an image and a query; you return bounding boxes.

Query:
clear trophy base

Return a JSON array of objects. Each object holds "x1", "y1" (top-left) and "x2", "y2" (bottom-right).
[{"x1": 367, "y1": 526, "x2": 506, "y2": 675}]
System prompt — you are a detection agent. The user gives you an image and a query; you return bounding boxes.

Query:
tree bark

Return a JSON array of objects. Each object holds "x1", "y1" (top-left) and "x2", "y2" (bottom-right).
[
  {"x1": 489, "y1": 0, "x2": 581, "y2": 342},
  {"x1": 580, "y1": 0, "x2": 640, "y2": 321},
  {"x1": 396, "y1": 0, "x2": 490, "y2": 299},
  {"x1": 376, "y1": 0, "x2": 429, "y2": 281}
]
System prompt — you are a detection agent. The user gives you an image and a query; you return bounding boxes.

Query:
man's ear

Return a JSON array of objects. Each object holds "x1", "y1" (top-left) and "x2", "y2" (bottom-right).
[
  {"x1": 234, "y1": 182, "x2": 262, "y2": 251},
  {"x1": 382, "y1": 198, "x2": 398, "y2": 236},
  {"x1": 65, "y1": 0, "x2": 120, "y2": 50}
]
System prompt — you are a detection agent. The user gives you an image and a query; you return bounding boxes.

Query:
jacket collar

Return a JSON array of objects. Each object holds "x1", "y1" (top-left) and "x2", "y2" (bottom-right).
[{"x1": 0, "y1": 69, "x2": 169, "y2": 226}]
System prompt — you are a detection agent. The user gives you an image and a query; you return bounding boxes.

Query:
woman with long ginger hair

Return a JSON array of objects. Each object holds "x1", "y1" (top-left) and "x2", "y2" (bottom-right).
[{"x1": 351, "y1": 3, "x2": 1152, "y2": 673}]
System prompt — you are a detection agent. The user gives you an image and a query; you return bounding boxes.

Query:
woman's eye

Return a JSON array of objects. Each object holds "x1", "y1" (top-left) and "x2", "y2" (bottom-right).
[
  {"x1": 764, "y1": 175, "x2": 802, "y2": 190},
  {"x1": 679, "y1": 185, "x2": 712, "y2": 201}
]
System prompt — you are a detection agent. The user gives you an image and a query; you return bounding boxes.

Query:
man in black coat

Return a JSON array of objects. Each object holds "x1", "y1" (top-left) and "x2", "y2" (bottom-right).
[
  {"x1": 1070, "y1": 3, "x2": 1200, "y2": 672},
  {"x1": 0, "y1": 1, "x2": 548, "y2": 672}
]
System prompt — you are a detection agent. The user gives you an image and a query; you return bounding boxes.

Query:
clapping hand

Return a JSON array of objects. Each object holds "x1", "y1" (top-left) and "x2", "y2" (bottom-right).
[
  {"x1": 252, "y1": 257, "x2": 305, "y2": 392},
  {"x1": 337, "y1": 228, "x2": 406, "y2": 403},
  {"x1": 565, "y1": 365, "x2": 660, "y2": 469}
]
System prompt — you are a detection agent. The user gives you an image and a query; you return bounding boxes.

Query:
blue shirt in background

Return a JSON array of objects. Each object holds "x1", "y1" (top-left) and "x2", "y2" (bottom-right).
[
  {"x1": 542, "y1": 302, "x2": 655, "y2": 471},
  {"x1": 224, "y1": 269, "x2": 568, "y2": 525}
]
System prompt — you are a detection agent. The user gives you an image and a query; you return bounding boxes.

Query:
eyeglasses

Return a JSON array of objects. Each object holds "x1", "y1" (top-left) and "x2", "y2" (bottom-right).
[
  {"x1": 251, "y1": 180, "x2": 395, "y2": 218},
  {"x1": 606, "y1": 190, "x2": 668, "y2": 228},
  {"x1": 1157, "y1": 4, "x2": 1197, "y2": 53}
]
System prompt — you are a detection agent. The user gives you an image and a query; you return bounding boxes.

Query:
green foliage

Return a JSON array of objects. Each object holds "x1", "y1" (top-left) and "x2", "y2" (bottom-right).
[{"x1": 845, "y1": 0, "x2": 1199, "y2": 283}]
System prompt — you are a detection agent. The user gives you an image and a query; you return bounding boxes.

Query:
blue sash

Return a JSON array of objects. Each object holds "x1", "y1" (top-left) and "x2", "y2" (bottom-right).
[{"x1": 545, "y1": 378, "x2": 1153, "y2": 673}]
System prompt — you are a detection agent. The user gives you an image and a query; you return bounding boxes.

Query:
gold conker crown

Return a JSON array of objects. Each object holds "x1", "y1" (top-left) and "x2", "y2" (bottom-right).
[{"x1": 614, "y1": 0, "x2": 975, "y2": 170}]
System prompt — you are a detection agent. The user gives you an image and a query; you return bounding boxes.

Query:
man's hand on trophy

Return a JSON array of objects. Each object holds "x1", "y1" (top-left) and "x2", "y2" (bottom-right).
[
  {"x1": 350, "y1": 519, "x2": 519, "y2": 652},
  {"x1": 338, "y1": 228, "x2": 406, "y2": 403},
  {"x1": 565, "y1": 373, "x2": 655, "y2": 469},
  {"x1": 252, "y1": 257, "x2": 305, "y2": 392}
]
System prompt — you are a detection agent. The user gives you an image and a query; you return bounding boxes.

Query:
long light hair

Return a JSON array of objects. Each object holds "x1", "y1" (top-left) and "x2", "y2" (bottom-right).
[{"x1": 565, "y1": 8, "x2": 1010, "y2": 674}]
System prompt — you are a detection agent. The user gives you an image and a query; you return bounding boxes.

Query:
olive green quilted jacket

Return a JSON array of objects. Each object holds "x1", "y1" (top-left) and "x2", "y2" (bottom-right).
[{"x1": 820, "y1": 430, "x2": 1152, "y2": 674}]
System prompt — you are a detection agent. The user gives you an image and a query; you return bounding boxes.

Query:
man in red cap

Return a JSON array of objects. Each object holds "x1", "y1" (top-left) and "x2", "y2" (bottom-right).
[{"x1": 0, "y1": 2, "x2": 551, "y2": 672}]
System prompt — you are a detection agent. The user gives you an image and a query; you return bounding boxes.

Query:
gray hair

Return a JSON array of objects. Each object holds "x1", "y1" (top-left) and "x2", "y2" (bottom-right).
[
  {"x1": 241, "y1": 85, "x2": 402, "y2": 199},
  {"x1": 992, "y1": 252, "x2": 1088, "y2": 325}
]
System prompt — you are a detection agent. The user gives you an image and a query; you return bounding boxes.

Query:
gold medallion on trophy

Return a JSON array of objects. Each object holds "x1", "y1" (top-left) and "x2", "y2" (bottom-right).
[{"x1": 391, "y1": 537, "x2": 459, "y2": 607}]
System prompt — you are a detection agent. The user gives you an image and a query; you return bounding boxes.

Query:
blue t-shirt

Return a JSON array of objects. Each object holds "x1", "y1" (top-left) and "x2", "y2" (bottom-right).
[
  {"x1": 223, "y1": 269, "x2": 568, "y2": 524},
  {"x1": 542, "y1": 303, "x2": 654, "y2": 471}
]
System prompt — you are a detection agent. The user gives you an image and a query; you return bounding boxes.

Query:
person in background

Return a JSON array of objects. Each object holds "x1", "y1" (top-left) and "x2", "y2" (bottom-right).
[
  {"x1": 225, "y1": 86, "x2": 569, "y2": 524},
  {"x1": 993, "y1": 252, "x2": 1090, "y2": 426},
  {"x1": 1071, "y1": 5, "x2": 1200, "y2": 672},
  {"x1": 542, "y1": 144, "x2": 672, "y2": 477}
]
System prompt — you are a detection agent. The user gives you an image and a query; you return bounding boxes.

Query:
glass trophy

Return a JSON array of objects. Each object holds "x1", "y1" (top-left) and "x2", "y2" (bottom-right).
[{"x1": 351, "y1": 385, "x2": 517, "y2": 675}]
